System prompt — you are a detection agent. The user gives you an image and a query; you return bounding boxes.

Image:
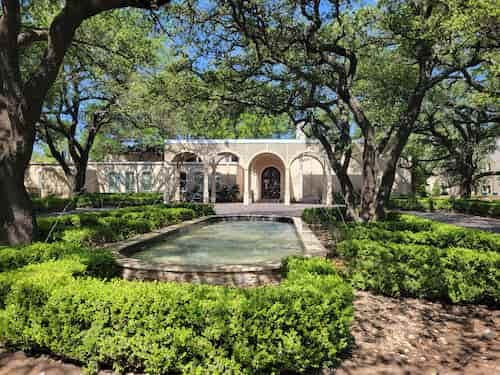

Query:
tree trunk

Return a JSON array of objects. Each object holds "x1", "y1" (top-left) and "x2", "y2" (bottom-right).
[
  {"x1": 459, "y1": 174, "x2": 473, "y2": 198},
  {"x1": 0, "y1": 160, "x2": 35, "y2": 245},
  {"x1": 72, "y1": 161, "x2": 88, "y2": 194},
  {"x1": 335, "y1": 167, "x2": 359, "y2": 220},
  {"x1": 0, "y1": 108, "x2": 36, "y2": 245},
  {"x1": 360, "y1": 135, "x2": 378, "y2": 221},
  {"x1": 410, "y1": 167, "x2": 417, "y2": 196}
]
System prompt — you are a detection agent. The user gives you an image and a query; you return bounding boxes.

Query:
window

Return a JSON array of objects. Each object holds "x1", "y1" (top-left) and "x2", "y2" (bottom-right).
[
  {"x1": 125, "y1": 172, "x2": 136, "y2": 193},
  {"x1": 141, "y1": 171, "x2": 152, "y2": 192},
  {"x1": 108, "y1": 172, "x2": 120, "y2": 193}
]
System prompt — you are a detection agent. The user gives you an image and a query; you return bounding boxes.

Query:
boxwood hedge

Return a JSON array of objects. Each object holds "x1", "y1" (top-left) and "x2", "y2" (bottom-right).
[
  {"x1": 37, "y1": 204, "x2": 214, "y2": 244},
  {"x1": 0, "y1": 249, "x2": 353, "y2": 374},
  {"x1": 33, "y1": 193, "x2": 220, "y2": 214},
  {"x1": 302, "y1": 209, "x2": 500, "y2": 306},
  {"x1": 389, "y1": 197, "x2": 500, "y2": 218}
]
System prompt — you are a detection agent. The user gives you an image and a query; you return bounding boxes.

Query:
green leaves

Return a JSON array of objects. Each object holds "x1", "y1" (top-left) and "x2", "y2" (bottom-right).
[
  {"x1": 305, "y1": 210, "x2": 500, "y2": 305},
  {"x1": 0, "y1": 253, "x2": 353, "y2": 373}
]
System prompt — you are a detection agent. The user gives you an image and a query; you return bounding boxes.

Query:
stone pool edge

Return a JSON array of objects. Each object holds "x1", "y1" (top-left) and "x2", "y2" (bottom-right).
[{"x1": 109, "y1": 215, "x2": 328, "y2": 286}]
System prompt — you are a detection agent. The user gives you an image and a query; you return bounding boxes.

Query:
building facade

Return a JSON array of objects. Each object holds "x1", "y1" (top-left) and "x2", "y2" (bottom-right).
[{"x1": 26, "y1": 133, "x2": 415, "y2": 204}]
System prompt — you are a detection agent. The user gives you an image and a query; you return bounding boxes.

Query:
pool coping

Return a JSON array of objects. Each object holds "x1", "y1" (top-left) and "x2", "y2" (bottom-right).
[{"x1": 110, "y1": 215, "x2": 327, "y2": 274}]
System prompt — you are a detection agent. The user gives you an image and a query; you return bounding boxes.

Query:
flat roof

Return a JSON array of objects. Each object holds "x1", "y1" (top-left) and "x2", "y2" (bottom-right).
[{"x1": 164, "y1": 139, "x2": 318, "y2": 144}]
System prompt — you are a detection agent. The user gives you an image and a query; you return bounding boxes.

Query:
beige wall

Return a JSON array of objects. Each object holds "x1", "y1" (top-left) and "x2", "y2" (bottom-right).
[
  {"x1": 27, "y1": 138, "x2": 413, "y2": 202},
  {"x1": 27, "y1": 162, "x2": 169, "y2": 198}
]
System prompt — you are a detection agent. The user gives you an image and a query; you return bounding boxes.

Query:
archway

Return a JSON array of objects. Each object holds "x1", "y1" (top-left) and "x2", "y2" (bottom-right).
[
  {"x1": 246, "y1": 152, "x2": 287, "y2": 203},
  {"x1": 261, "y1": 167, "x2": 281, "y2": 200},
  {"x1": 288, "y1": 152, "x2": 333, "y2": 204}
]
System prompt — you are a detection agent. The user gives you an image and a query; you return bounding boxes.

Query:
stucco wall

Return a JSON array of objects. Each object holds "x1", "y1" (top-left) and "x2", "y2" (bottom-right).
[{"x1": 27, "y1": 138, "x2": 414, "y2": 201}]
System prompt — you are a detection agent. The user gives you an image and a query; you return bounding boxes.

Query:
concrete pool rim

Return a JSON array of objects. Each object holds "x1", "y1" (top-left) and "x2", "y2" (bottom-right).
[{"x1": 110, "y1": 215, "x2": 328, "y2": 285}]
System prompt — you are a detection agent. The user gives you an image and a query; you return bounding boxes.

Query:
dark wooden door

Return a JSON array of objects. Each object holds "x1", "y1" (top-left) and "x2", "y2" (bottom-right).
[{"x1": 261, "y1": 167, "x2": 281, "y2": 200}]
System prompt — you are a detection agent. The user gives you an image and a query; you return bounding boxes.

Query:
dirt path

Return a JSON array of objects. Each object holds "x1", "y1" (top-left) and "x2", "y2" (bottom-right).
[
  {"x1": 333, "y1": 291, "x2": 500, "y2": 375},
  {"x1": 311, "y1": 226, "x2": 500, "y2": 375}
]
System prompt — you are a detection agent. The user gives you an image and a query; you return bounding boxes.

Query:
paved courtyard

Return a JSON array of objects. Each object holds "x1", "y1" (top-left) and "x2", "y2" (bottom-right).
[{"x1": 215, "y1": 202, "x2": 326, "y2": 217}]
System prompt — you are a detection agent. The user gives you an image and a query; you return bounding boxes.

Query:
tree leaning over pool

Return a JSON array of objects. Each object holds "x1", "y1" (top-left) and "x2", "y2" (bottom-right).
[{"x1": 0, "y1": 0, "x2": 171, "y2": 245}]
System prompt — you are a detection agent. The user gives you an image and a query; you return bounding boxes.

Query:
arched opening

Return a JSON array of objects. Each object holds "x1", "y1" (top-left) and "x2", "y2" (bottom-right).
[
  {"x1": 172, "y1": 152, "x2": 202, "y2": 164},
  {"x1": 247, "y1": 152, "x2": 286, "y2": 203},
  {"x1": 261, "y1": 167, "x2": 281, "y2": 200},
  {"x1": 289, "y1": 153, "x2": 326, "y2": 203},
  {"x1": 210, "y1": 152, "x2": 242, "y2": 203}
]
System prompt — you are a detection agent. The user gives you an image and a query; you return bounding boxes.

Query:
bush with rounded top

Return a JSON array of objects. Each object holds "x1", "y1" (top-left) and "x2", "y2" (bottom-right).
[
  {"x1": 0, "y1": 256, "x2": 353, "y2": 374},
  {"x1": 36, "y1": 204, "x2": 213, "y2": 244}
]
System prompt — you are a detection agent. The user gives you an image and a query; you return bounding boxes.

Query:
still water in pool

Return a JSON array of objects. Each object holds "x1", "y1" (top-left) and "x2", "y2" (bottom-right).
[{"x1": 131, "y1": 220, "x2": 304, "y2": 265}]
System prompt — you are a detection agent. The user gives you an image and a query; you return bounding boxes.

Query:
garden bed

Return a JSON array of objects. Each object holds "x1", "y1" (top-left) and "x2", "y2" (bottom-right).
[
  {"x1": 0, "y1": 250, "x2": 353, "y2": 373},
  {"x1": 302, "y1": 208, "x2": 500, "y2": 306},
  {"x1": 0, "y1": 203, "x2": 353, "y2": 373},
  {"x1": 36, "y1": 203, "x2": 215, "y2": 244},
  {"x1": 32, "y1": 193, "x2": 165, "y2": 213}
]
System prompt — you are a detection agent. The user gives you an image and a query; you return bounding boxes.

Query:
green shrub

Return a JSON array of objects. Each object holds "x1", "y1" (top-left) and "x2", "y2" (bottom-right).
[
  {"x1": 304, "y1": 211, "x2": 500, "y2": 305},
  {"x1": 32, "y1": 193, "x2": 217, "y2": 213},
  {"x1": 75, "y1": 192, "x2": 164, "y2": 208},
  {"x1": 338, "y1": 239, "x2": 500, "y2": 305},
  {"x1": 388, "y1": 197, "x2": 452, "y2": 212},
  {"x1": 301, "y1": 207, "x2": 347, "y2": 224},
  {"x1": 0, "y1": 257, "x2": 353, "y2": 374},
  {"x1": 344, "y1": 219, "x2": 500, "y2": 252},
  {"x1": 451, "y1": 199, "x2": 500, "y2": 218},
  {"x1": 0, "y1": 242, "x2": 118, "y2": 277},
  {"x1": 32, "y1": 196, "x2": 76, "y2": 213},
  {"x1": 388, "y1": 197, "x2": 500, "y2": 218},
  {"x1": 36, "y1": 205, "x2": 207, "y2": 244}
]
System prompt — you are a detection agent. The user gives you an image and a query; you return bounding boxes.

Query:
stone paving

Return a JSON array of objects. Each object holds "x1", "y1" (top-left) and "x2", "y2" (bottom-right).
[
  {"x1": 215, "y1": 202, "x2": 326, "y2": 217},
  {"x1": 400, "y1": 210, "x2": 500, "y2": 233}
]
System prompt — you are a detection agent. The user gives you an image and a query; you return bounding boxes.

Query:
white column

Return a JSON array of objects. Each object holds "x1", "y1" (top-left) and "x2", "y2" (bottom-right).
[
  {"x1": 203, "y1": 166, "x2": 209, "y2": 203},
  {"x1": 210, "y1": 164, "x2": 217, "y2": 204},
  {"x1": 174, "y1": 167, "x2": 181, "y2": 202},
  {"x1": 163, "y1": 164, "x2": 170, "y2": 204},
  {"x1": 243, "y1": 168, "x2": 250, "y2": 205},
  {"x1": 284, "y1": 167, "x2": 291, "y2": 205},
  {"x1": 325, "y1": 165, "x2": 333, "y2": 206},
  {"x1": 298, "y1": 157, "x2": 304, "y2": 202}
]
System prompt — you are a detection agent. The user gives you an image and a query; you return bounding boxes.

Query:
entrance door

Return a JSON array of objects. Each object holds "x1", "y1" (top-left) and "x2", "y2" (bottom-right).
[{"x1": 261, "y1": 167, "x2": 281, "y2": 200}]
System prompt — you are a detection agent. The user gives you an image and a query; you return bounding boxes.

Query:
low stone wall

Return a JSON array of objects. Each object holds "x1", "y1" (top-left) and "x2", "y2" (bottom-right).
[{"x1": 111, "y1": 215, "x2": 328, "y2": 287}]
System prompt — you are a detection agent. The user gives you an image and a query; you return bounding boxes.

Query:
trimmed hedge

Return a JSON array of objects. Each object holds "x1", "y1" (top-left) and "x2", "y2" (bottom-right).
[
  {"x1": 338, "y1": 240, "x2": 500, "y2": 305},
  {"x1": 75, "y1": 192, "x2": 164, "y2": 208},
  {"x1": 342, "y1": 217, "x2": 500, "y2": 253},
  {"x1": 301, "y1": 206, "x2": 347, "y2": 224},
  {"x1": 36, "y1": 204, "x2": 214, "y2": 244},
  {"x1": 0, "y1": 242, "x2": 117, "y2": 276},
  {"x1": 389, "y1": 197, "x2": 500, "y2": 218},
  {"x1": 0, "y1": 256, "x2": 353, "y2": 374},
  {"x1": 32, "y1": 193, "x2": 165, "y2": 213},
  {"x1": 33, "y1": 196, "x2": 76, "y2": 213},
  {"x1": 32, "y1": 193, "x2": 217, "y2": 215},
  {"x1": 302, "y1": 209, "x2": 500, "y2": 306}
]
